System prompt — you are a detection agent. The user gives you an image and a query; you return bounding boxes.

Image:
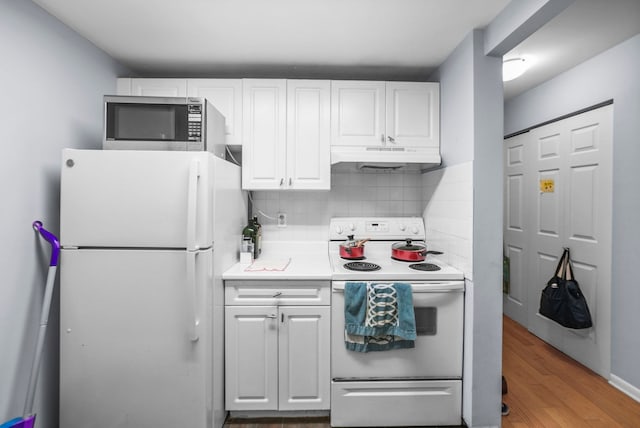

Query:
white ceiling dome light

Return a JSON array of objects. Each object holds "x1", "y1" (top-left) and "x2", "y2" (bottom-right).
[{"x1": 502, "y1": 57, "x2": 528, "y2": 82}]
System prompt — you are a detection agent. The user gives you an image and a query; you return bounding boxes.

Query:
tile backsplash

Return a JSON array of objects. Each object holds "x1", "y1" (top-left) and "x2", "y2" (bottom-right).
[
  {"x1": 251, "y1": 163, "x2": 473, "y2": 280},
  {"x1": 251, "y1": 169, "x2": 423, "y2": 241},
  {"x1": 422, "y1": 162, "x2": 473, "y2": 279}
]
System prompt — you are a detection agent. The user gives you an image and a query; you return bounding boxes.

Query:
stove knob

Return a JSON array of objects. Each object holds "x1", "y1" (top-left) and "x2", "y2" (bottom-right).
[
  {"x1": 335, "y1": 225, "x2": 343, "y2": 235},
  {"x1": 398, "y1": 223, "x2": 407, "y2": 232},
  {"x1": 411, "y1": 226, "x2": 419, "y2": 234},
  {"x1": 348, "y1": 223, "x2": 356, "y2": 232}
]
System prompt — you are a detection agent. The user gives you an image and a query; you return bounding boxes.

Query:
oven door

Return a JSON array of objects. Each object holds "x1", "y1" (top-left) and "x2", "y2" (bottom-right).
[{"x1": 331, "y1": 281, "x2": 464, "y2": 379}]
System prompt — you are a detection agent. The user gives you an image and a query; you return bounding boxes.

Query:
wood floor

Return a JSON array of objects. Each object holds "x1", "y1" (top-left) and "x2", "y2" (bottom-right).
[
  {"x1": 502, "y1": 315, "x2": 640, "y2": 427},
  {"x1": 224, "y1": 316, "x2": 640, "y2": 427}
]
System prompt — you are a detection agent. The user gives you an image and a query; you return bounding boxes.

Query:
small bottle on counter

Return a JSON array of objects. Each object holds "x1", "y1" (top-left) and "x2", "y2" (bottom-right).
[
  {"x1": 240, "y1": 237, "x2": 254, "y2": 264},
  {"x1": 252, "y1": 215, "x2": 262, "y2": 259},
  {"x1": 242, "y1": 216, "x2": 261, "y2": 260}
]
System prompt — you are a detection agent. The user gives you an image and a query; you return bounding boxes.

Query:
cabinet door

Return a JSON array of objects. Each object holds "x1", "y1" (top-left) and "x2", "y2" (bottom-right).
[
  {"x1": 130, "y1": 78, "x2": 187, "y2": 97},
  {"x1": 225, "y1": 306, "x2": 279, "y2": 410},
  {"x1": 188, "y1": 79, "x2": 243, "y2": 147},
  {"x1": 386, "y1": 82, "x2": 439, "y2": 149},
  {"x1": 286, "y1": 80, "x2": 331, "y2": 190},
  {"x1": 242, "y1": 79, "x2": 287, "y2": 190},
  {"x1": 279, "y1": 306, "x2": 330, "y2": 410},
  {"x1": 331, "y1": 81, "x2": 385, "y2": 147}
]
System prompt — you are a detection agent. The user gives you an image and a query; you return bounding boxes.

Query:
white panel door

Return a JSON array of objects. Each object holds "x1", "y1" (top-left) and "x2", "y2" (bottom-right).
[
  {"x1": 279, "y1": 306, "x2": 330, "y2": 410},
  {"x1": 225, "y1": 306, "x2": 279, "y2": 410},
  {"x1": 503, "y1": 132, "x2": 530, "y2": 326},
  {"x1": 130, "y1": 78, "x2": 187, "y2": 97},
  {"x1": 242, "y1": 79, "x2": 287, "y2": 189},
  {"x1": 386, "y1": 82, "x2": 439, "y2": 149},
  {"x1": 331, "y1": 81, "x2": 385, "y2": 147},
  {"x1": 60, "y1": 149, "x2": 213, "y2": 249},
  {"x1": 188, "y1": 79, "x2": 243, "y2": 146},
  {"x1": 60, "y1": 248, "x2": 211, "y2": 428},
  {"x1": 286, "y1": 80, "x2": 331, "y2": 190},
  {"x1": 504, "y1": 105, "x2": 612, "y2": 377}
]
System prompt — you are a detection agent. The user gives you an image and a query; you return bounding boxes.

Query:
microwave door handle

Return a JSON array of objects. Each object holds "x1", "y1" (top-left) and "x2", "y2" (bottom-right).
[
  {"x1": 186, "y1": 159, "x2": 200, "y2": 251},
  {"x1": 186, "y1": 251, "x2": 200, "y2": 342}
]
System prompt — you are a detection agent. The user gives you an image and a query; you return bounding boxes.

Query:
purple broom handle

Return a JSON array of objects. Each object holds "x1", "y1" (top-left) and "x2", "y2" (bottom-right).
[{"x1": 32, "y1": 221, "x2": 60, "y2": 267}]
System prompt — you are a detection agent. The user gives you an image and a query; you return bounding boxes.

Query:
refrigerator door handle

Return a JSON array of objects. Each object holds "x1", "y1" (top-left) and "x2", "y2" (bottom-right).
[
  {"x1": 186, "y1": 251, "x2": 200, "y2": 342},
  {"x1": 186, "y1": 159, "x2": 200, "y2": 251}
]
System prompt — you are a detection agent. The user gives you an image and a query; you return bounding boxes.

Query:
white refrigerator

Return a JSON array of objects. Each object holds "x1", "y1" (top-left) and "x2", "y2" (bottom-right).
[{"x1": 59, "y1": 149, "x2": 246, "y2": 428}]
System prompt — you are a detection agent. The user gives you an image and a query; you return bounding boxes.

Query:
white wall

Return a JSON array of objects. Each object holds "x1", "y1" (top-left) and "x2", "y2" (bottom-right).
[
  {"x1": 504, "y1": 34, "x2": 640, "y2": 396},
  {"x1": 429, "y1": 30, "x2": 504, "y2": 428},
  {"x1": 0, "y1": 1, "x2": 128, "y2": 425}
]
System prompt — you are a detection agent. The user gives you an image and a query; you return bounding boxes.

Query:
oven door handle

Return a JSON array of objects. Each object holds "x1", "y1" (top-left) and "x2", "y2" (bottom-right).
[
  {"x1": 332, "y1": 281, "x2": 464, "y2": 293},
  {"x1": 332, "y1": 288, "x2": 462, "y2": 293}
]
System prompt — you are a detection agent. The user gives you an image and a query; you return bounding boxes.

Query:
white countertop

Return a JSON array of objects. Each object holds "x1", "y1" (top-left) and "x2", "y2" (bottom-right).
[{"x1": 222, "y1": 241, "x2": 331, "y2": 281}]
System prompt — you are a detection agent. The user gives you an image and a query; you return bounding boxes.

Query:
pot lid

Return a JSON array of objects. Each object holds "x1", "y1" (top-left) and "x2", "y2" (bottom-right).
[{"x1": 392, "y1": 239, "x2": 426, "y2": 251}]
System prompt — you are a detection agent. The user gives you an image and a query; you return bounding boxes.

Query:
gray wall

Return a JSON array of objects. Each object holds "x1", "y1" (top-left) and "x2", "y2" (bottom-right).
[
  {"x1": 504, "y1": 34, "x2": 640, "y2": 393},
  {"x1": 0, "y1": 1, "x2": 128, "y2": 426},
  {"x1": 429, "y1": 30, "x2": 504, "y2": 427}
]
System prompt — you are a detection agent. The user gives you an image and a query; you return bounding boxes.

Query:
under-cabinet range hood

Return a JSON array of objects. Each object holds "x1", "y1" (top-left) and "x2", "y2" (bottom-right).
[{"x1": 331, "y1": 145, "x2": 441, "y2": 171}]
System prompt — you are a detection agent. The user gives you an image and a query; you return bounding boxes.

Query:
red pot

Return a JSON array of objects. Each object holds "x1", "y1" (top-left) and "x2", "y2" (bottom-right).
[
  {"x1": 391, "y1": 239, "x2": 441, "y2": 262},
  {"x1": 340, "y1": 244, "x2": 365, "y2": 259}
]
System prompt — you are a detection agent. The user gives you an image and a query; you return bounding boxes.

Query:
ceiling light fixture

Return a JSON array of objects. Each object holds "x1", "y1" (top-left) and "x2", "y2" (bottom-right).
[{"x1": 502, "y1": 57, "x2": 528, "y2": 82}]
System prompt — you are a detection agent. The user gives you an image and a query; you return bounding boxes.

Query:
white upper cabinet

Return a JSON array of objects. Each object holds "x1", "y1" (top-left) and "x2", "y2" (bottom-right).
[
  {"x1": 187, "y1": 79, "x2": 243, "y2": 147},
  {"x1": 118, "y1": 78, "x2": 187, "y2": 97},
  {"x1": 331, "y1": 81, "x2": 385, "y2": 147},
  {"x1": 242, "y1": 79, "x2": 287, "y2": 190},
  {"x1": 286, "y1": 80, "x2": 331, "y2": 190},
  {"x1": 331, "y1": 81, "x2": 439, "y2": 149},
  {"x1": 386, "y1": 82, "x2": 439, "y2": 149},
  {"x1": 242, "y1": 79, "x2": 330, "y2": 191}
]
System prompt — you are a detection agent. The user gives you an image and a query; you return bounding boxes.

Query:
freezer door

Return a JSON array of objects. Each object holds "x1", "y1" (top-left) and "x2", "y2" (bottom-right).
[
  {"x1": 60, "y1": 248, "x2": 213, "y2": 428},
  {"x1": 61, "y1": 149, "x2": 214, "y2": 249}
]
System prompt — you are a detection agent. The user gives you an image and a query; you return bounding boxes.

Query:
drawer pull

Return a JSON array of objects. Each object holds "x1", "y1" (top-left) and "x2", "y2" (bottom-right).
[{"x1": 273, "y1": 291, "x2": 282, "y2": 298}]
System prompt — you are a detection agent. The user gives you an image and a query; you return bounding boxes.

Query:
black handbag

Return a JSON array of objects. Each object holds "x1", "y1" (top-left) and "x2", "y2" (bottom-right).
[{"x1": 539, "y1": 248, "x2": 593, "y2": 329}]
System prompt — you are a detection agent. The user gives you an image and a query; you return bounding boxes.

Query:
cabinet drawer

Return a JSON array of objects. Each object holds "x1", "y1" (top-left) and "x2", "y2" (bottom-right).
[{"x1": 225, "y1": 281, "x2": 330, "y2": 306}]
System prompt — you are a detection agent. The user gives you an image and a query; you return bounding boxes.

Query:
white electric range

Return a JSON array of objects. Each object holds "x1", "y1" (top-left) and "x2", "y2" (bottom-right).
[{"x1": 329, "y1": 217, "x2": 465, "y2": 428}]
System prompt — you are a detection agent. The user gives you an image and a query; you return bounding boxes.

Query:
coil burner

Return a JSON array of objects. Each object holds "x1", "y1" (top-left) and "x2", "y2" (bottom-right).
[
  {"x1": 343, "y1": 262, "x2": 381, "y2": 272},
  {"x1": 408, "y1": 263, "x2": 441, "y2": 272}
]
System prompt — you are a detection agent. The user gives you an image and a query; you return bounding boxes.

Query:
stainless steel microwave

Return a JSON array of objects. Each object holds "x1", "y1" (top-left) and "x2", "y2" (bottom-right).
[{"x1": 103, "y1": 95, "x2": 226, "y2": 158}]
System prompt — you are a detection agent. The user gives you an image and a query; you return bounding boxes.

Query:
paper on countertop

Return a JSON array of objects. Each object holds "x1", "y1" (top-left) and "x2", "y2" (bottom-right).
[{"x1": 244, "y1": 258, "x2": 292, "y2": 272}]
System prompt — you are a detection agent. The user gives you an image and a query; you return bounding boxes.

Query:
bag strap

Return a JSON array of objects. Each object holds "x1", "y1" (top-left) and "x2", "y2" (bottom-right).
[
  {"x1": 554, "y1": 248, "x2": 569, "y2": 278},
  {"x1": 565, "y1": 248, "x2": 574, "y2": 281}
]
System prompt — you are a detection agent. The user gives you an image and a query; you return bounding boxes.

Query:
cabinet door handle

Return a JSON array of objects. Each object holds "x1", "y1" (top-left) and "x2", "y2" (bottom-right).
[
  {"x1": 280, "y1": 178, "x2": 284, "y2": 186},
  {"x1": 387, "y1": 136, "x2": 396, "y2": 144},
  {"x1": 266, "y1": 313, "x2": 278, "y2": 319},
  {"x1": 281, "y1": 313, "x2": 284, "y2": 323},
  {"x1": 381, "y1": 134, "x2": 385, "y2": 143},
  {"x1": 273, "y1": 291, "x2": 282, "y2": 297},
  {"x1": 289, "y1": 178, "x2": 292, "y2": 186}
]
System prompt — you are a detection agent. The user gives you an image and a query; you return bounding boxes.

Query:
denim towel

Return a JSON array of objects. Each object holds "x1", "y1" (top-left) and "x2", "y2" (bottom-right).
[{"x1": 344, "y1": 282, "x2": 416, "y2": 352}]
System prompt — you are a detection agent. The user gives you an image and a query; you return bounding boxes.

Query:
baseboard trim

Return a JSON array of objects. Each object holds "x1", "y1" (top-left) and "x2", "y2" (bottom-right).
[{"x1": 610, "y1": 374, "x2": 640, "y2": 403}]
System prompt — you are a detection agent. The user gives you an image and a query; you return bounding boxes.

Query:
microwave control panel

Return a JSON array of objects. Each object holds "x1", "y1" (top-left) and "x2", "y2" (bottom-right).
[{"x1": 187, "y1": 104, "x2": 203, "y2": 141}]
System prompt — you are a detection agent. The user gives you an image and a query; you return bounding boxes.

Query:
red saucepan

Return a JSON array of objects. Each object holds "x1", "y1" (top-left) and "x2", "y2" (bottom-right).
[
  {"x1": 391, "y1": 239, "x2": 442, "y2": 262},
  {"x1": 339, "y1": 237, "x2": 369, "y2": 260}
]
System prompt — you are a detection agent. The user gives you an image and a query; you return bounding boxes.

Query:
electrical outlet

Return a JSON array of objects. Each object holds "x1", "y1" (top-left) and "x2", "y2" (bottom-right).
[{"x1": 277, "y1": 213, "x2": 287, "y2": 228}]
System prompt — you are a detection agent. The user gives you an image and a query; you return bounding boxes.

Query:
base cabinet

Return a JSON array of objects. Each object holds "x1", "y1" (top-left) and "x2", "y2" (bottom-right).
[{"x1": 224, "y1": 282, "x2": 330, "y2": 411}]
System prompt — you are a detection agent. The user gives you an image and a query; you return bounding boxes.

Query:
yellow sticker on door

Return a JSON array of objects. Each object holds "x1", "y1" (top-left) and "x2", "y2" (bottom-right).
[{"x1": 540, "y1": 179, "x2": 555, "y2": 193}]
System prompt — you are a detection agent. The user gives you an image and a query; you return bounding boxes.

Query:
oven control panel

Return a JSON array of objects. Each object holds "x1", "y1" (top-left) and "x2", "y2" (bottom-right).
[{"x1": 330, "y1": 217, "x2": 425, "y2": 240}]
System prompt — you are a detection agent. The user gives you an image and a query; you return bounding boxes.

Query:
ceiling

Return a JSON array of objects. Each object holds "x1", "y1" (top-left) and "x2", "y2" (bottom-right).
[{"x1": 32, "y1": 0, "x2": 640, "y2": 99}]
